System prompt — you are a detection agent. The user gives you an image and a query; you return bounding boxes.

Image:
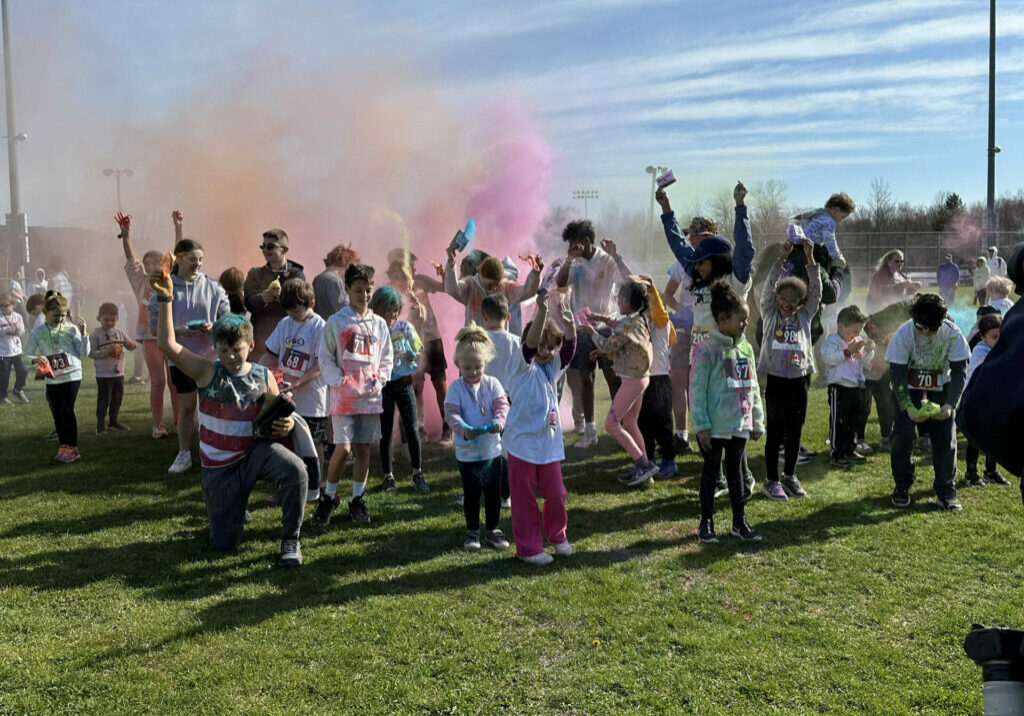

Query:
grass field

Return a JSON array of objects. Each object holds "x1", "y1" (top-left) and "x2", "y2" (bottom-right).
[{"x1": 1, "y1": 344, "x2": 1021, "y2": 715}]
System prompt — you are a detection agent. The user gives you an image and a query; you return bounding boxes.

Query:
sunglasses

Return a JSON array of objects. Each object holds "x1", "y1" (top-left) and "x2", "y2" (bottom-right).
[
  {"x1": 260, "y1": 244, "x2": 282, "y2": 251},
  {"x1": 893, "y1": 258, "x2": 905, "y2": 264}
]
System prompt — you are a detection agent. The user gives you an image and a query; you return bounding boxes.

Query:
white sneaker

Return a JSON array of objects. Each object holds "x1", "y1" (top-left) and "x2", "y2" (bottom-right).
[
  {"x1": 521, "y1": 552, "x2": 554, "y2": 565},
  {"x1": 576, "y1": 426, "x2": 599, "y2": 449},
  {"x1": 168, "y1": 450, "x2": 192, "y2": 474},
  {"x1": 573, "y1": 418, "x2": 585, "y2": 436},
  {"x1": 501, "y1": 497, "x2": 511, "y2": 508},
  {"x1": 553, "y1": 541, "x2": 573, "y2": 556}
]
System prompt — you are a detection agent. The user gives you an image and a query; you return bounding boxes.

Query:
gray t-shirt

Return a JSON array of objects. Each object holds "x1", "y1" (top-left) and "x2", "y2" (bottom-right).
[
  {"x1": 312, "y1": 270, "x2": 347, "y2": 321},
  {"x1": 885, "y1": 318, "x2": 969, "y2": 391}
]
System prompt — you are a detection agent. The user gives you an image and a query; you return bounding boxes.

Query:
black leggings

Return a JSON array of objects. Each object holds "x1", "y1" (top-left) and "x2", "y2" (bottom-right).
[
  {"x1": 965, "y1": 441, "x2": 995, "y2": 474},
  {"x1": 96, "y1": 376, "x2": 125, "y2": 429},
  {"x1": 0, "y1": 355, "x2": 28, "y2": 397},
  {"x1": 379, "y1": 378, "x2": 421, "y2": 474},
  {"x1": 764, "y1": 374, "x2": 810, "y2": 482},
  {"x1": 699, "y1": 437, "x2": 747, "y2": 524},
  {"x1": 459, "y1": 458, "x2": 501, "y2": 531},
  {"x1": 864, "y1": 373, "x2": 894, "y2": 440},
  {"x1": 46, "y1": 380, "x2": 81, "y2": 447},
  {"x1": 638, "y1": 374, "x2": 674, "y2": 462}
]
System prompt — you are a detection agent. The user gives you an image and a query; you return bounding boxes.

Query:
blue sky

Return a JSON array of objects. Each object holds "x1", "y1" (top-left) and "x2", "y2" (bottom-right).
[{"x1": 6, "y1": 0, "x2": 1024, "y2": 226}]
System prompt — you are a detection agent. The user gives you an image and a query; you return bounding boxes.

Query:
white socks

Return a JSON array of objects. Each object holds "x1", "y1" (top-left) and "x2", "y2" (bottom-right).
[
  {"x1": 352, "y1": 481, "x2": 366, "y2": 499},
  {"x1": 324, "y1": 481, "x2": 338, "y2": 499}
]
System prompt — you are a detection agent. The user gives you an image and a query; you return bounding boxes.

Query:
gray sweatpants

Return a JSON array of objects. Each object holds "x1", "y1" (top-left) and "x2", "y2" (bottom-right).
[{"x1": 201, "y1": 440, "x2": 308, "y2": 551}]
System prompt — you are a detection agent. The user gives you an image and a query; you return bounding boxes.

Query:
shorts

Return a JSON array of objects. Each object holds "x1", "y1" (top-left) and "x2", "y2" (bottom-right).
[
  {"x1": 417, "y1": 338, "x2": 448, "y2": 380},
  {"x1": 570, "y1": 329, "x2": 613, "y2": 372},
  {"x1": 331, "y1": 414, "x2": 382, "y2": 445},
  {"x1": 303, "y1": 416, "x2": 328, "y2": 445},
  {"x1": 669, "y1": 329, "x2": 692, "y2": 372},
  {"x1": 169, "y1": 365, "x2": 198, "y2": 394}
]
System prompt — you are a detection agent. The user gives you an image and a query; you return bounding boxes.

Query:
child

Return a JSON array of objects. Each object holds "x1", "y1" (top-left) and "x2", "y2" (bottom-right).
[
  {"x1": 218, "y1": 267, "x2": 247, "y2": 316},
  {"x1": 445, "y1": 250, "x2": 541, "y2": 328},
  {"x1": 369, "y1": 285, "x2": 429, "y2": 493},
  {"x1": 262, "y1": 279, "x2": 329, "y2": 502},
  {"x1": 151, "y1": 272, "x2": 307, "y2": 567},
  {"x1": 147, "y1": 238, "x2": 231, "y2": 473},
  {"x1": 690, "y1": 281, "x2": 764, "y2": 543},
  {"x1": 88, "y1": 303, "x2": 137, "y2": 433},
  {"x1": 963, "y1": 314, "x2": 1009, "y2": 486},
  {"x1": 789, "y1": 192, "x2": 856, "y2": 270},
  {"x1": 584, "y1": 278, "x2": 657, "y2": 487},
  {"x1": 22, "y1": 291, "x2": 89, "y2": 462},
  {"x1": 986, "y1": 276, "x2": 1015, "y2": 315},
  {"x1": 758, "y1": 238, "x2": 821, "y2": 499},
  {"x1": 0, "y1": 294, "x2": 29, "y2": 405},
  {"x1": 862, "y1": 302, "x2": 909, "y2": 453},
  {"x1": 312, "y1": 264, "x2": 393, "y2": 528},
  {"x1": 972, "y1": 257, "x2": 990, "y2": 306},
  {"x1": 503, "y1": 290, "x2": 577, "y2": 565},
  {"x1": 444, "y1": 325, "x2": 511, "y2": 550},
  {"x1": 820, "y1": 306, "x2": 874, "y2": 467},
  {"x1": 26, "y1": 294, "x2": 45, "y2": 331},
  {"x1": 886, "y1": 293, "x2": 970, "y2": 510},
  {"x1": 480, "y1": 294, "x2": 519, "y2": 508}
]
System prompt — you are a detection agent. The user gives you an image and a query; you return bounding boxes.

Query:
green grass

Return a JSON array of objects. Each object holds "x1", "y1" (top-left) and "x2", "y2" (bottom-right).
[{"x1": 1, "y1": 355, "x2": 1020, "y2": 715}]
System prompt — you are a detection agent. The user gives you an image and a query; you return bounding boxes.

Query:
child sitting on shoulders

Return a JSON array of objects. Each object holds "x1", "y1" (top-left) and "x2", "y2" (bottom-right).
[
  {"x1": 789, "y1": 192, "x2": 856, "y2": 271},
  {"x1": 963, "y1": 313, "x2": 1008, "y2": 486},
  {"x1": 444, "y1": 325, "x2": 510, "y2": 550},
  {"x1": 23, "y1": 291, "x2": 89, "y2": 463},
  {"x1": 88, "y1": 302, "x2": 136, "y2": 433},
  {"x1": 261, "y1": 279, "x2": 329, "y2": 502},
  {"x1": 758, "y1": 237, "x2": 821, "y2": 500},
  {"x1": 885, "y1": 293, "x2": 970, "y2": 511},
  {"x1": 502, "y1": 289, "x2": 577, "y2": 565},
  {"x1": 820, "y1": 306, "x2": 874, "y2": 468},
  {"x1": 690, "y1": 281, "x2": 764, "y2": 543}
]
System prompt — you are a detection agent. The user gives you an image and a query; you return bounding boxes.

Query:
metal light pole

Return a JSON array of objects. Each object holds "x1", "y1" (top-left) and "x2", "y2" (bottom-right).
[
  {"x1": 572, "y1": 189, "x2": 598, "y2": 220},
  {"x1": 1, "y1": 0, "x2": 28, "y2": 274},
  {"x1": 103, "y1": 168, "x2": 134, "y2": 212},
  {"x1": 645, "y1": 165, "x2": 667, "y2": 265},
  {"x1": 986, "y1": 0, "x2": 998, "y2": 255}
]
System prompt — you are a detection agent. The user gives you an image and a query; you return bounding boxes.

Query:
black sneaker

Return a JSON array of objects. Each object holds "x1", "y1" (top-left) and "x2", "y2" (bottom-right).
[
  {"x1": 698, "y1": 518, "x2": 719, "y2": 543},
  {"x1": 275, "y1": 539, "x2": 303, "y2": 567},
  {"x1": 891, "y1": 490, "x2": 911, "y2": 508},
  {"x1": 964, "y1": 470, "x2": 985, "y2": 487},
  {"x1": 412, "y1": 473, "x2": 430, "y2": 493},
  {"x1": 730, "y1": 519, "x2": 762, "y2": 541},
  {"x1": 483, "y1": 529, "x2": 509, "y2": 549},
  {"x1": 311, "y1": 493, "x2": 340, "y2": 528},
  {"x1": 349, "y1": 495, "x2": 370, "y2": 524},
  {"x1": 984, "y1": 470, "x2": 1011, "y2": 486},
  {"x1": 830, "y1": 454, "x2": 853, "y2": 468},
  {"x1": 43, "y1": 429, "x2": 58, "y2": 441},
  {"x1": 799, "y1": 443, "x2": 818, "y2": 458},
  {"x1": 850, "y1": 451, "x2": 869, "y2": 464},
  {"x1": 937, "y1": 495, "x2": 963, "y2": 511},
  {"x1": 382, "y1": 475, "x2": 396, "y2": 492},
  {"x1": 673, "y1": 433, "x2": 693, "y2": 455}
]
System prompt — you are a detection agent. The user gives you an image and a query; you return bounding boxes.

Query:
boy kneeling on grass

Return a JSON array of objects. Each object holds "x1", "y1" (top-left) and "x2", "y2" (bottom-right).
[{"x1": 152, "y1": 269, "x2": 308, "y2": 567}]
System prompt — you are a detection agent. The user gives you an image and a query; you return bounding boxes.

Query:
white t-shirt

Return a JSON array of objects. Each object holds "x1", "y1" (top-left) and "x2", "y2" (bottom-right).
[
  {"x1": 265, "y1": 313, "x2": 329, "y2": 417},
  {"x1": 0, "y1": 311, "x2": 24, "y2": 357},
  {"x1": 566, "y1": 247, "x2": 618, "y2": 316},
  {"x1": 503, "y1": 348, "x2": 568, "y2": 465},
  {"x1": 667, "y1": 261, "x2": 695, "y2": 329},
  {"x1": 885, "y1": 318, "x2": 970, "y2": 392},
  {"x1": 650, "y1": 322, "x2": 671, "y2": 376},
  {"x1": 690, "y1": 272, "x2": 753, "y2": 352},
  {"x1": 486, "y1": 329, "x2": 522, "y2": 387},
  {"x1": 989, "y1": 297, "x2": 1014, "y2": 315}
]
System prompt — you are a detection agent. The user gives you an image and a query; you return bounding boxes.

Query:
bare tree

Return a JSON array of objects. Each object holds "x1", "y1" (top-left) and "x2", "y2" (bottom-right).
[
  {"x1": 707, "y1": 185, "x2": 736, "y2": 239},
  {"x1": 750, "y1": 179, "x2": 788, "y2": 248},
  {"x1": 867, "y1": 177, "x2": 894, "y2": 231}
]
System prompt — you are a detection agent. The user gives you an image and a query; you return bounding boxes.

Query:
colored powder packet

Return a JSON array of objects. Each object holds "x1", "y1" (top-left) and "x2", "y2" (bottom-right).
[
  {"x1": 464, "y1": 217, "x2": 476, "y2": 241},
  {"x1": 656, "y1": 170, "x2": 676, "y2": 189},
  {"x1": 917, "y1": 399, "x2": 943, "y2": 419}
]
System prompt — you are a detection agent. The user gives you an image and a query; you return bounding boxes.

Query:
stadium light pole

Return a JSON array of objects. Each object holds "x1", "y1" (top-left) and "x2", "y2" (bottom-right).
[
  {"x1": 986, "y1": 0, "x2": 997, "y2": 254},
  {"x1": 572, "y1": 189, "x2": 598, "y2": 220},
  {"x1": 103, "y1": 168, "x2": 134, "y2": 212},
  {"x1": 646, "y1": 165, "x2": 667, "y2": 266},
  {"x1": 1, "y1": 0, "x2": 28, "y2": 275}
]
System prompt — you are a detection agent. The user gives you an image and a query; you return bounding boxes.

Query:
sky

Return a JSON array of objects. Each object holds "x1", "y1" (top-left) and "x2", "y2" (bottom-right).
[{"x1": 3, "y1": 0, "x2": 1024, "y2": 259}]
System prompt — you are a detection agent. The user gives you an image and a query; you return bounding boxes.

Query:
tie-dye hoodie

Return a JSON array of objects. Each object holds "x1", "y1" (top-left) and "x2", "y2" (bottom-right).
[
  {"x1": 317, "y1": 306, "x2": 393, "y2": 416},
  {"x1": 689, "y1": 329, "x2": 765, "y2": 439}
]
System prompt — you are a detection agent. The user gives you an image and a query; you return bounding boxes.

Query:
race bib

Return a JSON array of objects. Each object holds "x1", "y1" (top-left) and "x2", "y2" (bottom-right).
[
  {"x1": 724, "y1": 357, "x2": 754, "y2": 389},
  {"x1": 282, "y1": 347, "x2": 310, "y2": 373},
  {"x1": 341, "y1": 330, "x2": 374, "y2": 364},
  {"x1": 771, "y1": 323, "x2": 802, "y2": 352},
  {"x1": 908, "y1": 368, "x2": 942, "y2": 391},
  {"x1": 47, "y1": 352, "x2": 72, "y2": 374}
]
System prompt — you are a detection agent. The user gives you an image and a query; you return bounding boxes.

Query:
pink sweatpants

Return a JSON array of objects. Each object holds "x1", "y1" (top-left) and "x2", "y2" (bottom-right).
[
  {"x1": 507, "y1": 453, "x2": 568, "y2": 558},
  {"x1": 605, "y1": 375, "x2": 649, "y2": 461},
  {"x1": 143, "y1": 339, "x2": 179, "y2": 429}
]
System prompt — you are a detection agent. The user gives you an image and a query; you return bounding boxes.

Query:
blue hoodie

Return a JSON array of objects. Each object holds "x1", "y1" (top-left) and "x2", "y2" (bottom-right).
[{"x1": 148, "y1": 273, "x2": 230, "y2": 362}]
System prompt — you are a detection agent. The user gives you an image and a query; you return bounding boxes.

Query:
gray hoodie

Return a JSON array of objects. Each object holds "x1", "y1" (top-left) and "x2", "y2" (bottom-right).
[{"x1": 148, "y1": 273, "x2": 230, "y2": 362}]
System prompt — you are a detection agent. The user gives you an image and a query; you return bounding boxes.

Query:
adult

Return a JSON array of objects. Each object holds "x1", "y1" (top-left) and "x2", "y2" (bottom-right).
[
  {"x1": 987, "y1": 246, "x2": 1007, "y2": 278},
  {"x1": 555, "y1": 219, "x2": 621, "y2": 449},
  {"x1": 28, "y1": 268, "x2": 47, "y2": 297},
  {"x1": 971, "y1": 256, "x2": 990, "y2": 306},
  {"x1": 866, "y1": 250, "x2": 920, "y2": 314},
  {"x1": 313, "y1": 243, "x2": 358, "y2": 321},
  {"x1": 243, "y1": 228, "x2": 305, "y2": 360},
  {"x1": 936, "y1": 253, "x2": 961, "y2": 306},
  {"x1": 48, "y1": 269, "x2": 73, "y2": 307},
  {"x1": 148, "y1": 238, "x2": 230, "y2": 474},
  {"x1": 119, "y1": 210, "x2": 181, "y2": 437}
]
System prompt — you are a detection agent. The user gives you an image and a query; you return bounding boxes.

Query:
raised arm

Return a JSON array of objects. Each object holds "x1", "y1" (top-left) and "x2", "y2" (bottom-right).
[
  {"x1": 802, "y1": 240, "x2": 822, "y2": 318},
  {"x1": 656, "y1": 188, "x2": 697, "y2": 268},
  {"x1": 732, "y1": 182, "x2": 755, "y2": 284},
  {"x1": 600, "y1": 238, "x2": 634, "y2": 280},
  {"x1": 759, "y1": 253, "x2": 786, "y2": 322},
  {"x1": 172, "y1": 210, "x2": 183, "y2": 244},
  {"x1": 444, "y1": 247, "x2": 470, "y2": 304},
  {"x1": 152, "y1": 270, "x2": 216, "y2": 386},
  {"x1": 524, "y1": 293, "x2": 549, "y2": 349},
  {"x1": 116, "y1": 212, "x2": 135, "y2": 263}
]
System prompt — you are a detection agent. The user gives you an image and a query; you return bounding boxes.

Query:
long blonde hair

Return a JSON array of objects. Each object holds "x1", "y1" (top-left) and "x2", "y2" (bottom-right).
[{"x1": 875, "y1": 250, "x2": 904, "y2": 274}]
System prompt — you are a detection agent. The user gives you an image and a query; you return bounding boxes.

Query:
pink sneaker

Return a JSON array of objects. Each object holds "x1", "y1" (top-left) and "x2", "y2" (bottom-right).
[
  {"x1": 67, "y1": 447, "x2": 80, "y2": 462},
  {"x1": 55, "y1": 445, "x2": 74, "y2": 463}
]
